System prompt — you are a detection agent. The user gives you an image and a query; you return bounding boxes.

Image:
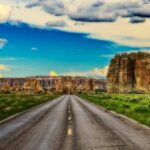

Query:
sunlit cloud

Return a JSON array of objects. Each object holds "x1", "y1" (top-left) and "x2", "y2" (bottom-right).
[
  {"x1": 61, "y1": 66, "x2": 109, "y2": 78},
  {"x1": 0, "y1": 4, "x2": 12, "y2": 22},
  {"x1": 49, "y1": 71, "x2": 58, "y2": 77},
  {"x1": 93, "y1": 66, "x2": 109, "y2": 77}
]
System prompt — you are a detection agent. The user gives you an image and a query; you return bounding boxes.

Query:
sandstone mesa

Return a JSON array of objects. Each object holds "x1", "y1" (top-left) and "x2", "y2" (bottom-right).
[
  {"x1": 0, "y1": 76, "x2": 106, "y2": 94},
  {"x1": 107, "y1": 52, "x2": 150, "y2": 93}
]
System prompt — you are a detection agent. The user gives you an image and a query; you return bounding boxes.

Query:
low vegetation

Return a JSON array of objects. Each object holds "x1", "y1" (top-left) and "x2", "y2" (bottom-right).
[
  {"x1": 79, "y1": 92, "x2": 150, "y2": 127},
  {"x1": 0, "y1": 93, "x2": 60, "y2": 121}
]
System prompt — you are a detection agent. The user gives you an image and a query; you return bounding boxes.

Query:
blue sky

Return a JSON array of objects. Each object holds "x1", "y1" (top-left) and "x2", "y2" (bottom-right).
[
  {"x1": 0, "y1": 23, "x2": 148, "y2": 78},
  {"x1": 0, "y1": 0, "x2": 150, "y2": 78}
]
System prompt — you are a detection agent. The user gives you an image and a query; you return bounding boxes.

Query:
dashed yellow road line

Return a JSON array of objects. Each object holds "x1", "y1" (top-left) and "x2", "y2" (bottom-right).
[
  {"x1": 67, "y1": 128, "x2": 72, "y2": 136},
  {"x1": 68, "y1": 117, "x2": 72, "y2": 121}
]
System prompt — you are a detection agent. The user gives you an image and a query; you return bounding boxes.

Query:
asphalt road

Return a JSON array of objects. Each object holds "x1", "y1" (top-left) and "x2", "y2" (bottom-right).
[{"x1": 0, "y1": 95, "x2": 150, "y2": 150}]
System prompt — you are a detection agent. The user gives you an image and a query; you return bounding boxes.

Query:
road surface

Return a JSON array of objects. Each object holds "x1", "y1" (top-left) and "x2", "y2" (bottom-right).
[{"x1": 0, "y1": 95, "x2": 150, "y2": 150}]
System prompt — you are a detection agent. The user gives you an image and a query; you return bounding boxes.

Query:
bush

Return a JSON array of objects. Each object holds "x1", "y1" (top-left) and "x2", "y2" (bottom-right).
[
  {"x1": 130, "y1": 98, "x2": 140, "y2": 103},
  {"x1": 122, "y1": 104, "x2": 130, "y2": 108},
  {"x1": 134, "y1": 106, "x2": 149, "y2": 113}
]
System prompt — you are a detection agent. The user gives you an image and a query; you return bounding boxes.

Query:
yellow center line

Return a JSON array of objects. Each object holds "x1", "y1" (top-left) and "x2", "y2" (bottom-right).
[
  {"x1": 68, "y1": 117, "x2": 72, "y2": 120},
  {"x1": 67, "y1": 128, "x2": 72, "y2": 136}
]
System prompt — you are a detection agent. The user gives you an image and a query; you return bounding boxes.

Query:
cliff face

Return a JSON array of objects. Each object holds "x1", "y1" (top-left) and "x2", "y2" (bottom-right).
[
  {"x1": 0, "y1": 76, "x2": 106, "y2": 94},
  {"x1": 107, "y1": 52, "x2": 150, "y2": 93}
]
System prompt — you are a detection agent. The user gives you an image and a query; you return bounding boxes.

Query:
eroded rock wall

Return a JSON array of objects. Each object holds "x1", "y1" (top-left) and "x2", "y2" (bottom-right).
[
  {"x1": 0, "y1": 76, "x2": 106, "y2": 94},
  {"x1": 107, "y1": 52, "x2": 150, "y2": 93}
]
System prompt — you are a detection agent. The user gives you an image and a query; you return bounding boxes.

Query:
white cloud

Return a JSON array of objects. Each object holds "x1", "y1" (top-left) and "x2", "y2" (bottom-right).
[
  {"x1": 99, "y1": 54, "x2": 114, "y2": 58},
  {"x1": 31, "y1": 47, "x2": 38, "y2": 51},
  {"x1": 24, "y1": 0, "x2": 149, "y2": 23},
  {"x1": 0, "y1": 57, "x2": 16, "y2": 61},
  {"x1": 62, "y1": 66, "x2": 109, "y2": 78},
  {"x1": 0, "y1": 38, "x2": 7, "y2": 49},
  {"x1": 0, "y1": 0, "x2": 150, "y2": 47},
  {"x1": 78, "y1": 18, "x2": 150, "y2": 47},
  {"x1": 93, "y1": 66, "x2": 109, "y2": 77},
  {"x1": 0, "y1": 4, "x2": 12, "y2": 22}
]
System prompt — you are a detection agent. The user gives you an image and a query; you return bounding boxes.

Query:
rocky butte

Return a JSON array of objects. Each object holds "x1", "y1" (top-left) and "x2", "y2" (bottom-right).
[
  {"x1": 107, "y1": 52, "x2": 150, "y2": 93},
  {"x1": 0, "y1": 76, "x2": 106, "y2": 94}
]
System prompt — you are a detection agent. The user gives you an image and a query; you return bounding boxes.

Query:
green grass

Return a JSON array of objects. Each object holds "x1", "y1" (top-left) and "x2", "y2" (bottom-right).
[
  {"x1": 78, "y1": 92, "x2": 150, "y2": 127},
  {"x1": 0, "y1": 93, "x2": 60, "y2": 121}
]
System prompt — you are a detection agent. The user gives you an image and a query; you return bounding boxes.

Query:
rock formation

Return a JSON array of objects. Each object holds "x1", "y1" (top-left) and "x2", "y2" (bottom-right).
[
  {"x1": 0, "y1": 76, "x2": 106, "y2": 94},
  {"x1": 107, "y1": 52, "x2": 150, "y2": 93}
]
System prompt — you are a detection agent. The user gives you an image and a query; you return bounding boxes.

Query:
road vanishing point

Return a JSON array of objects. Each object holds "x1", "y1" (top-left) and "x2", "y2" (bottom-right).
[{"x1": 0, "y1": 95, "x2": 150, "y2": 150}]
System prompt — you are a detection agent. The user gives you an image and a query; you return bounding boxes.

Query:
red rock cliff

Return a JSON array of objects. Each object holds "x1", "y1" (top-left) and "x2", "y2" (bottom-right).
[
  {"x1": 107, "y1": 52, "x2": 150, "y2": 93},
  {"x1": 0, "y1": 76, "x2": 106, "y2": 94}
]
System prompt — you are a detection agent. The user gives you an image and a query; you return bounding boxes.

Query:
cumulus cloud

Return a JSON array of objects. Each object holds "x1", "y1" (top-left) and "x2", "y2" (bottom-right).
[
  {"x1": 62, "y1": 66, "x2": 109, "y2": 78},
  {"x1": 42, "y1": 1, "x2": 66, "y2": 16},
  {"x1": 25, "y1": 0, "x2": 150, "y2": 23},
  {"x1": 2, "y1": 0, "x2": 150, "y2": 24},
  {"x1": 1, "y1": 0, "x2": 150, "y2": 47},
  {"x1": 68, "y1": 0, "x2": 117, "y2": 22},
  {"x1": 0, "y1": 38, "x2": 7, "y2": 49},
  {"x1": 31, "y1": 47, "x2": 38, "y2": 51},
  {"x1": 129, "y1": 4, "x2": 150, "y2": 18},
  {"x1": 49, "y1": 71, "x2": 58, "y2": 77},
  {"x1": 46, "y1": 20, "x2": 66, "y2": 27},
  {"x1": 26, "y1": 0, "x2": 66, "y2": 16},
  {"x1": 93, "y1": 66, "x2": 109, "y2": 77}
]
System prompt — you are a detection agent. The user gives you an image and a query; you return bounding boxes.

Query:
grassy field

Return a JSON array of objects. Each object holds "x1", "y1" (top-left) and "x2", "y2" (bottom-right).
[
  {"x1": 0, "y1": 93, "x2": 60, "y2": 121},
  {"x1": 79, "y1": 92, "x2": 150, "y2": 127}
]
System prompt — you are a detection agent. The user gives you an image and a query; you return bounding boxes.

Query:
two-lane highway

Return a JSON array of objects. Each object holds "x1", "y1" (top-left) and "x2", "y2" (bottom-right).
[
  {"x1": 0, "y1": 95, "x2": 68, "y2": 150},
  {"x1": 0, "y1": 95, "x2": 150, "y2": 150}
]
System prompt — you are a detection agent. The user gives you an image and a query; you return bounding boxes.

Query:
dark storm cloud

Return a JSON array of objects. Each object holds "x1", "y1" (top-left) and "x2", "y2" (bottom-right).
[
  {"x1": 69, "y1": 14, "x2": 117, "y2": 22},
  {"x1": 129, "y1": 17, "x2": 145, "y2": 23}
]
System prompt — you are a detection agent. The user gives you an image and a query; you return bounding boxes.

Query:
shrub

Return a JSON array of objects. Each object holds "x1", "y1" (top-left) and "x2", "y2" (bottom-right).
[
  {"x1": 134, "y1": 106, "x2": 149, "y2": 113},
  {"x1": 130, "y1": 98, "x2": 140, "y2": 103},
  {"x1": 122, "y1": 104, "x2": 130, "y2": 108}
]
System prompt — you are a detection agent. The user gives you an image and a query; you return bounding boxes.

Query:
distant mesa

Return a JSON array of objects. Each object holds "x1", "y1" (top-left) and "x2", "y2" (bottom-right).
[
  {"x1": 0, "y1": 76, "x2": 106, "y2": 94},
  {"x1": 107, "y1": 52, "x2": 150, "y2": 93},
  {"x1": 1, "y1": 52, "x2": 149, "y2": 94}
]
